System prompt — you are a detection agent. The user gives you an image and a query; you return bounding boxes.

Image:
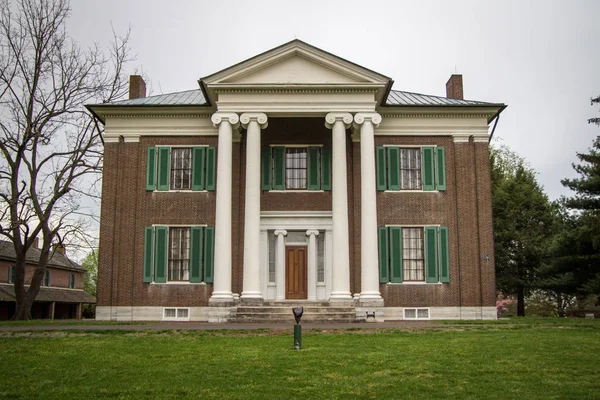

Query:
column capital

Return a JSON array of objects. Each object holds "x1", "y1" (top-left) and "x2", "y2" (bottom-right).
[
  {"x1": 274, "y1": 229, "x2": 287, "y2": 236},
  {"x1": 306, "y1": 229, "x2": 320, "y2": 237},
  {"x1": 353, "y1": 112, "x2": 382, "y2": 129},
  {"x1": 240, "y1": 113, "x2": 268, "y2": 129},
  {"x1": 325, "y1": 112, "x2": 353, "y2": 129},
  {"x1": 211, "y1": 112, "x2": 240, "y2": 129}
]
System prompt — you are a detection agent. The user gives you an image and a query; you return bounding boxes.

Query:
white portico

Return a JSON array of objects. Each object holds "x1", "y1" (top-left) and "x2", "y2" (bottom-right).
[{"x1": 202, "y1": 40, "x2": 390, "y2": 306}]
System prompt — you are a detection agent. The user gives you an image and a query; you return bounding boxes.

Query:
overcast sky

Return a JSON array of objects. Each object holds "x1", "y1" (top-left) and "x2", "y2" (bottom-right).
[{"x1": 69, "y1": 0, "x2": 599, "y2": 201}]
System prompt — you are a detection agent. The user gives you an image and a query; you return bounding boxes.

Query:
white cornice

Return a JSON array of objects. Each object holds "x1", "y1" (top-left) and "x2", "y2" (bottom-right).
[
  {"x1": 103, "y1": 113, "x2": 211, "y2": 120},
  {"x1": 379, "y1": 112, "x2": 495, "y2": 119},
  {"x1": 215, "y1": 87, "x2": 380, "y2": 94}
]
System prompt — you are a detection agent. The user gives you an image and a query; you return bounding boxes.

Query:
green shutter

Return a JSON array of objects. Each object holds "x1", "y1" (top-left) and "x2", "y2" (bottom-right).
[
  {"x1": 439, "y1": 226, "x2": 450, "y2": 283},
  {"x1": 157, "y1": 147, "x2": 170, "y2": 191},
  {"x1": 262, "y1": 146, "x2": 271, "y2": 190},
  {"x1": 376, "y1": 146, "x2": 387, "y2": 190},
  {"x1": 146, "y1": 147, "x2": 157, "y2": 191},
  {"x1": 425, "y1": 226, "x2": 439, "y2": 283},
  {"x1": 273, "y1": 147, "x2": 285, "y2": 190},
  {"x1": 206, "y1": 146, "x2": 216, "y2": 191},
  {"x1": 204, "y1": 226, "x2": 215, "y2": 283},
  {"x1": 143, "y1": 227, "x2": 154, "y2": 282},
  {"x1": 154, "y1": 226, "x2": 168, "y2": 283},
  {"x1": 322, "y1": 146, "x2": 331, "y2": 190},
  {"x1": 389, "y1": 227, "x2": 403, "y2": 283},
  {"x1": 307, "y1": 146, "x2": 321, "y2": 190},
  {"x1": 422, "y1": 147, "x2": 435, "y2": 191},
  {"x1": 190, "y1": 227, "x2": 204, "y2": 283},
  {"x1": 378, "y1": 226, "x2": 389, "y2": 283},
  {"x1": 192, "y1": 147, "x2": 206, "y2": 191},
  {"x1": 436, "y1": 147, "x2": 446, "y2": 191},
  {"x1": 387, "y1": 147, "x2": 400, "y2": 190}
]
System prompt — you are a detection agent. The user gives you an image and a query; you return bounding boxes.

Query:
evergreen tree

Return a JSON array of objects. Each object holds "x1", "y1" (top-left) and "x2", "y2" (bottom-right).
[{"x1": 491, "y1": 146, "x2": 554, "y2": 316}]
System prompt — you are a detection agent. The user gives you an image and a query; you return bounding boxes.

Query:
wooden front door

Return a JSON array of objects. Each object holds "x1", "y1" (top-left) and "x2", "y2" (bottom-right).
[{"x1": 286, "y1": 246, "x2": 307, "y2": 299}]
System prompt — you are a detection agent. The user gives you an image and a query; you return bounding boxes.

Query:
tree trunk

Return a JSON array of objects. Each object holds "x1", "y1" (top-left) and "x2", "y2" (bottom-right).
[
  {"x1": 11, "y1": 293, "x2": 35, "y2": 320},
  {"x1": 517, "y1": 287, "x2": 525, "y2": 316}
]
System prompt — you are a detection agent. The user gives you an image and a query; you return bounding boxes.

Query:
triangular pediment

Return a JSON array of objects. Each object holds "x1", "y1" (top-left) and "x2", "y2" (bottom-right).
[
  {"x1": 201, "y1": 40, "x2": 391, "y2": 87},
  {"x1": 224, "y1": 53, "x2": 368, "y2": 85}
]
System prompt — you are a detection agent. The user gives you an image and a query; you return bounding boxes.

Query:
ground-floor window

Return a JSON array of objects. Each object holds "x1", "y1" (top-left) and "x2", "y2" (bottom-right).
[
  {"x1": 143, "y1": 225, "x2": 214, "y2": 284},
  {"x1": 378, "y1": 225, "x2": 450, "y2": 283}
]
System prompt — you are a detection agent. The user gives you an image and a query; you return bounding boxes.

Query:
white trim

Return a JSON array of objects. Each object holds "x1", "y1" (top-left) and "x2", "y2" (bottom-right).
[
  {"x1": 151, "y1": 190, "x2": 209, "y2": 193},
  {"x1": 150, "y1": 224, "x2": 207, "y2": 227},
  {"x1": 268, "y1": 190, "x2": 325, "y2": 193},
  {"x1": 383, "y1": 190, "x2": 438, "y2": 193},
  {"x1": 382, "y1": 144, "x2": 437, "y2": 148},
  {"x1": 162, "y1": 307, "x2": 191, "y2": 321},
  {"x1": 403, "y1": 308, "x2": 430, "y2": 320},
  {"x1": 156, "y1": 144, "x2": 209, "y2": 148},
  {"x1": 269, "y1": 144, "x2": 323, "y2": 148}
]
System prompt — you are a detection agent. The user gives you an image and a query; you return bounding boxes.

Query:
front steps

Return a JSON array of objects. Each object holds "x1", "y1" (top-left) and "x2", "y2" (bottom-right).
[{"x1": 234, "y1": 300, "x2": 358, "y2": 323}]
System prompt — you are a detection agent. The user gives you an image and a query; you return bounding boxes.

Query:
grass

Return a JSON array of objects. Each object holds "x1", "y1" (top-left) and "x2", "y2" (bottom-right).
[
  {"x1": 0, "y1": 319, "x2": 150, "y2": 327},
  {"x1": 0, "y1": 319, "x2": 599, "y2": 399}
]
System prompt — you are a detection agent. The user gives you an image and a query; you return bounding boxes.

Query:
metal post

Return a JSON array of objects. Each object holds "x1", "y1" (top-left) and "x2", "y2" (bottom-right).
[{"x1": 294, "y1": 325, "x2": 302, "y2": 350}]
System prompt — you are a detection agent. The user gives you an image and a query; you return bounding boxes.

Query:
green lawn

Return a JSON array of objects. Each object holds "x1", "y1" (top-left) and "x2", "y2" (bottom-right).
[{"x1": 0, "y1": 320, "x2": 599, "y2": 399}]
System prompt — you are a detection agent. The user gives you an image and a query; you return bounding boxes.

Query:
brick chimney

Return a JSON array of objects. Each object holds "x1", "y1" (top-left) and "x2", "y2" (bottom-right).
[
  {"x1": 129, "y1": 75, "x2": 146, "y2": 99},
  {"x1": 32, "y1": 237, "x2": 39, "y2": 249},
  {"x1": 446, "y1": 74, "x2": 463, "y2": 100},
  {"x1": 52, "y1": 243, "x2": 66, "y2": 256}
]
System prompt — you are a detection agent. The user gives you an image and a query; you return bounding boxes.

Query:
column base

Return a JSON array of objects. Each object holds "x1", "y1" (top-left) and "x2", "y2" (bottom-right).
[
  {"x1": 240, "y1": 291, "x2": 263, "y2": 300},
  {"x1": 209, "y1": 292, "x2": 235, "y2": 307},
  {"x1": 358, "y1": 292, "x2": 383, "y2": 303},
  {"x1": 329, "y1": 292, "x2": 353, "y2": 302}
]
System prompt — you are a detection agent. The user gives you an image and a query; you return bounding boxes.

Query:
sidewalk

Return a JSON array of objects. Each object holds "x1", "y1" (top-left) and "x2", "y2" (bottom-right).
[{"x1": 0, "y1": 320, "x2": 438, "y2": 332}]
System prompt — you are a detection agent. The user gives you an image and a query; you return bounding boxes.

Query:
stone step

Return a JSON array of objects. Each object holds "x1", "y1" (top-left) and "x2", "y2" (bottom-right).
[{"x1": 236, "y1": 307, "x2": 354, "y2": 313}]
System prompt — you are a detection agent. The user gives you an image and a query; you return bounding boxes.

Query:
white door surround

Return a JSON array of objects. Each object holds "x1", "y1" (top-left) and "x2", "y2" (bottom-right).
[{"x1": 260, "y1": 211, "x2": 332, "y2": 301}]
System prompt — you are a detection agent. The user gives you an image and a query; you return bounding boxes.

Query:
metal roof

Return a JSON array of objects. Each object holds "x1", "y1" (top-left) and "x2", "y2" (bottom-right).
[
  {"x1": 95, "y1": 88, "x2": 500, "y2": 108},
  {"x1": 385, "y1": 89, "x2": 499, "y2": 106},
  {"x1": 106, "y1": 89, "x2": 207, "y2": 106},
  {"x1": 0, "y1": 285, "x2": 95, "y2": 303},
  {"x1": 0, "y1": 240, "x2": 83, "y2": 271}
]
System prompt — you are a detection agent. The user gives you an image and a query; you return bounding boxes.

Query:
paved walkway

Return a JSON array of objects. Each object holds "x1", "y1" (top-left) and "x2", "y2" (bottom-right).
[{"x1": 0, "y1": 320, "x2": 438, "y2": 332}]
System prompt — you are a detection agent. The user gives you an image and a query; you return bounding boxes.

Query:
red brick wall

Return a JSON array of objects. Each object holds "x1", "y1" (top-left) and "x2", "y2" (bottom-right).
[
  {"x1": 98, "y1": 136, "x2": 218, "y2": 308},
  {"x1": 98, "y1": 117, "x2": 495, "y2": 310}
]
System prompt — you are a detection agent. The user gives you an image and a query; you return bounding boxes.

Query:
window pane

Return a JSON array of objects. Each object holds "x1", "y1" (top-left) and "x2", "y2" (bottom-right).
[
  {"x1": 268, "y1": 231, "x2": 276, "y2": 283},
  {"x1": 169, "y1": 227, "x2": 191, "y2": 281},
  {"x1": 402, "y1": 228, "x2": 424, "y2": 281},
  {"x1": 399, "y1": 148, "x2": 422, "y2": 190},
  {"x1": 285, "y1": 148, "x2": 307, "y2": 190},
  {"x1": 317, "y1": 232, "x2": 325, "y2": 283},
  {"x1": 170, "y1": 148, "x2": 192, "y2": 190}
]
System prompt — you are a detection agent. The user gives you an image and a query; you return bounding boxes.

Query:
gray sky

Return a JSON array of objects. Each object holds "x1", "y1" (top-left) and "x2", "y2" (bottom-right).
[{"x1": 70, "y1": 0, "x2": 600, "y2": 201}]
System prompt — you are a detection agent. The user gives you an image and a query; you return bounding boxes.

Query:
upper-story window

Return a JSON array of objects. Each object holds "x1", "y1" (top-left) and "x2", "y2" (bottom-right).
[
  {"x1": 262, "y1": 145, "x2": 331, "y2": 191},
  {"x1": 42, "y1": 271, "x2": 51, "y2": 286},
  {"x1": 170, "y1": 148, "x2": 193, "y2": 190},
  {"x1": 69, "y1": 274, "x2": 75, "y2": 289},
  {"x1": 146, "y1": 146, "x2": 216, "y2": 192},
  {"x1": 376, "y1": 146, "x2": 446, "y2": 191},
  {"x1": 8, "y1": 265, "x2": 15, "y2": 283}
]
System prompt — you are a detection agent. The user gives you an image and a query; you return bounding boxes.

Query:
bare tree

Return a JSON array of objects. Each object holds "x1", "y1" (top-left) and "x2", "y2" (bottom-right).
[{"x1": 0, "y1": 0, "x2": 131, "y2": 319}]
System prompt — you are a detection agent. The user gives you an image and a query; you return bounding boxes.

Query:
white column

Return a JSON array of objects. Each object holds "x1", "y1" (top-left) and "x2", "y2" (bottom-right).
[
  {"x1": 325, "y1": 113, "x2": 353, "y2": 301},
  {"x1": 306, "y1": 230, "x2": 319, "y2": 301},
  {"x1": 210, "y1": 113, "x2": 239, "y2": 302},
  {"x1": 353, "y1": 113, "x2": 383, "y2": 302},
  {"x1": 240, "y1": 113, "x2": 268, "y2": 300},
  {"x1": 274, "y1": 230, "x2": 287, "y2": 300}
]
